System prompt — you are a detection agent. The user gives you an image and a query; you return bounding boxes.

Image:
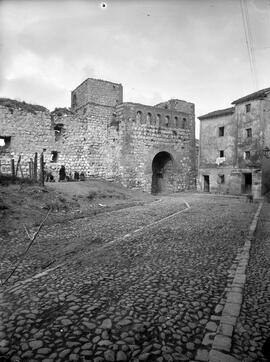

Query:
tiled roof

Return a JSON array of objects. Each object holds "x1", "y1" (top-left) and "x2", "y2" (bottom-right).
[
  {"x1": 232, "y1": 87, "x2": 270, "y2": 105},
  {"x1": 198, "y1": 107, "x2": 235, "y2": 120}
]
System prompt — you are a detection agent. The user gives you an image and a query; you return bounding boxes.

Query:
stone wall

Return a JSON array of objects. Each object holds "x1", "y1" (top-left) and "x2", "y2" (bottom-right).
[
  {"x1": 105, "y1": 102, "x2": 196, "y2": 192},
  {"x1": 0, "y1": 106, "x2": 54, "y2": 175},
  {"x1": 71, "y1": 78, "x2": 123, "y2": 111},
  {"x1": 0, "y1": 78, "x2": 196, "y2": 193}
]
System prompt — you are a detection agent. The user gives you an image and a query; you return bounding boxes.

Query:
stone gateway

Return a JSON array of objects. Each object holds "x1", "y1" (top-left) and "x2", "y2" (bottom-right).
[{"x1": 0, "y1": 78, "x2": 196, "y2": 194}]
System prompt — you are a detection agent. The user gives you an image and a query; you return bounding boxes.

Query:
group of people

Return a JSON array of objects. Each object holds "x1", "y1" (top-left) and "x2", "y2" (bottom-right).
[
  {"x1": 59, "y1": 165, "x2": 85, "y2": 182},
  {"x1": 44, "y1": 165, "x2": 85, "y2": 182}
]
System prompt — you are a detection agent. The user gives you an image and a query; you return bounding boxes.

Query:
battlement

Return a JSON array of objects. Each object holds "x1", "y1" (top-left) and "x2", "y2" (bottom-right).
[
  {"x1": 155, "y1": 99, "x2": 194, "y2": 114},
  {"x1": 71, "y1": 78, "x2": 123, "y2": 111}
]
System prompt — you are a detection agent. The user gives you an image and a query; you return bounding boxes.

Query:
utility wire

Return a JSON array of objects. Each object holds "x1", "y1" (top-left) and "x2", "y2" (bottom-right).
[{"x1": 240, "y1": 0, "x2": 258, "y2": 90}]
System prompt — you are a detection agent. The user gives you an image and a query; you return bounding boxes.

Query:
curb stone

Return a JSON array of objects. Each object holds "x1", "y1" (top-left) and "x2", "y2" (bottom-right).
[{"x1": 195, "y1": 201, "x2": 263, "y2": 362}]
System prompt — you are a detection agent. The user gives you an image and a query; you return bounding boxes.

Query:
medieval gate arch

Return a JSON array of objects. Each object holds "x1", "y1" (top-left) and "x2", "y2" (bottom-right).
[{"x1": 151, "y1": 151, "x2": 176, "y2": 194}]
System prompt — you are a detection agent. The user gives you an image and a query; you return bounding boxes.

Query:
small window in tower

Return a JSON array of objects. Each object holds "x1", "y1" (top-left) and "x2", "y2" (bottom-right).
[
  {"x1": 156, "y1": 114, "x2": 161, "y2": 126},
  {"x1": 147, "y1": 112, "x2": 152, "y2": 125},
  {"x1": 165, "y1": 115, "x2": 170, "y2": 127},
  {"x1": 219, "y1": 150, "x2": 224, "y2": 157},
  {"x1": 219, "y1": 126, "x2": 224, "y2": 137},
  {"x1": 246, "y1": 104, "x2": 251, "y2": 113},
  {"x1": 182, "y1": 118, "x2": 187, "y2": 128},
  {"x1": 175, "y1": 116, "x2": 179, "y2": 128},
  {"x1": 51, "y1": 151, "x2": 59, "y2": 163},
  {"x1": 136, "y1": 110, "x2": 142, "y2": 123},
  {"x1": 246, "y1": 128, "x2": 252, "y2": 138}
]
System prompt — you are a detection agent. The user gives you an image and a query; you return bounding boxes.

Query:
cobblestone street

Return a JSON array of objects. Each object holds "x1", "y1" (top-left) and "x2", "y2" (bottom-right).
[
  {"x1": 232, "y1": 202, "x2": 270, "y2": 362},
  {"x1": 0, "y1": 194, "x2": 258, "y2": 361}
]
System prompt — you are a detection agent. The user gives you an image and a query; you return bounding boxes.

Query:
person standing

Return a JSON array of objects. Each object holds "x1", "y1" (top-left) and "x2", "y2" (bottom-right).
[{"x1": 59, "y1": 165, "x2": 66, "y2": 182}]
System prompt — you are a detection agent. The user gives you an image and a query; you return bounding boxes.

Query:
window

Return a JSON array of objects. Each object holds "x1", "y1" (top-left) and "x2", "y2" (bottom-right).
[
  {"x1": 182, "y1": 118, "x2": 187, "y2": 129},
  {"x1": 51, "y1": 151, "x2": 59, "y2": 163},
  {"x1": 156, "y1": 114, "x2": 161, "y2": 127},
  {"x1": 147, "y1": 112, "x2": 152, "y2": 125},
  {"x1": 219, "y1": 126, "x2": 224, "y2": 137},
  {"x1": 218, "y1": 175, "x2": 225, "y2": 184},
  {"x1": 246, "y1": 104, "x2": 251, "y2": 113},
  {"x1": 246, "y1": 128, "x2": 252, "y2": 138},
  {"x1": 0, "y1": 136, "x2": 11, "y2": 148},
  {"x1": 219, "y1": 150, "x2": 224, "y2": 157},
  {"x1": 174, "y1": 116, "x2": 179, "y2": 128},
  {"x1": 136, "y1": 111, "x2": 142, "y2": 123},
  {"x1": 165, "y1": 115, "x2": 170, "y2": 127},
  {"x1": 244, "y1": 151, "x2": 250, "y2": 160},
  {"x1": 54, "y1": 124, "x2": 64, "y2": 142}
]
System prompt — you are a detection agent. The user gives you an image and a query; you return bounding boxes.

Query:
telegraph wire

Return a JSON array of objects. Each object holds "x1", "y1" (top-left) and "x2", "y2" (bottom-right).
[{"x1": 240, "y1": 0, "x2": 258, "y2": 90}]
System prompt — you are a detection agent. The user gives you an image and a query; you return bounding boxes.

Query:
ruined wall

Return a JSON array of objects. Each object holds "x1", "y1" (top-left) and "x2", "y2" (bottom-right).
[
  {"x1": 50, "y1": 103, "x2": 116, "y2": 179},
  {"x1": 0, "y1": 106, "x2": 54, "y2": 175},
  {"x1": 0, "y1": 78, "x2": 196, "y2": 193}
]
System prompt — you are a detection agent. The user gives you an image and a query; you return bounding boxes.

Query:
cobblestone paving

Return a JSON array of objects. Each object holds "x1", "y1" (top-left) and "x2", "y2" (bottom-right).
[
  {"x1": 0, "y1": 198, "x2": 185, "y2": 286},
  {"x1": 232, "y1": 202, "x2": 270, "y2": 362},
  {"x1": 1, "y1": 194, "x2": 257, "y2": 361}
]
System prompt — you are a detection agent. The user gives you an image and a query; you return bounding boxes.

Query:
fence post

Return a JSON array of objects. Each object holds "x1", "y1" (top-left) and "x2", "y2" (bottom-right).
[
  {"x1": 33, "y1": 153, "x2": 37, "y2": 181},
  {"x1": 15, "y1": 155, "x2": 21, "y2": 176},
  {"x1": 40, "y1": 152, "x2": 44, "y2": 186},
  {"x1": 29, "y1": 161, "x2": 32, "y2": 179},
  {"x1": 11, "y1": 158, "x2": 15, "y2": 180}
]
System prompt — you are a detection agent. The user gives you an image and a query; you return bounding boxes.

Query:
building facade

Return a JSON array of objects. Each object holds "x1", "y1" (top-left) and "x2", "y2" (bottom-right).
[
  {"x1": 198, "y1": 87, "x2": 270, "y2": 197},
  {"x1": 0, "y1": 78, "x2": 196, "y2": 194}
]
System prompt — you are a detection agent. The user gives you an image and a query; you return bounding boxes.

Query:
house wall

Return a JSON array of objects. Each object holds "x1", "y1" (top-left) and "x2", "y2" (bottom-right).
[
  {"x1": 198, "y1": 97, "x2": 267, "y2": 197},
  {"x1": 198, "y1": 113, "x2": 236, "y2": 193},
  {"x1": 262, "y1": 93, "x2": 270, "y2": 194}
]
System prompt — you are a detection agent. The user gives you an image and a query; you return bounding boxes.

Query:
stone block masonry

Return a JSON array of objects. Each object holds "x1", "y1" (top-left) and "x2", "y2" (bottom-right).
[{"x1": 0, "y1": 78, "x2": 196, "y2": 193}]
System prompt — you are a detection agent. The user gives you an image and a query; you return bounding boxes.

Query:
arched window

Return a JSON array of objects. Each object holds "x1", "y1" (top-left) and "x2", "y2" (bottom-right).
[
  {"x1": 147, "y1": 112, "x2": 152, "y2": 125},
  {"x1": 182, "y1": 118, "x2": 187, "y2": 129},
  {"x1": 136, "y1": 111, "x2": 142, "y2": 123},
  {"x1": 165, "y1": 115, "x2": 170, "y2": 127},
  {"x1": 174, "y1": 116, "x2": 179, "y2": 128},
  {"x1": 156, "y1": 114, "x2": 161, "y2": 127}
]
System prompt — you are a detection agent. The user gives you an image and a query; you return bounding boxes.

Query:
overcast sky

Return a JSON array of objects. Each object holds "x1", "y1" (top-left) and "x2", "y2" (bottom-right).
[{"x1": 1, "y1": 0, "x2": 270, "y2": 137}]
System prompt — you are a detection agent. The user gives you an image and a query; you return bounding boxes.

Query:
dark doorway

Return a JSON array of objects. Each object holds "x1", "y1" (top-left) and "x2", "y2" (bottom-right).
[
  {"x1": 151, "y1": 152, "x2": 174, "y2": 194},
  {"x1": 203, "y1": 175, "x2": 210, "y2": 192},
  {"x1": 242, "y1": 173, "x2": 252, "y2": 193}
]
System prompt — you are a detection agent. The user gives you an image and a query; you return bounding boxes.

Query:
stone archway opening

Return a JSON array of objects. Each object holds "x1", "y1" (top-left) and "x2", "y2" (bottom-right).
[{"x1": 151, "y1": 151, "x2": 174, "y2": 194}]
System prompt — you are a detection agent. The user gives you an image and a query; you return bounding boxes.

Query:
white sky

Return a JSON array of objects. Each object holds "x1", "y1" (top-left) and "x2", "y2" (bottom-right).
[{"x1": 1, "y1": 0, "x2": 270, "y2": 138}]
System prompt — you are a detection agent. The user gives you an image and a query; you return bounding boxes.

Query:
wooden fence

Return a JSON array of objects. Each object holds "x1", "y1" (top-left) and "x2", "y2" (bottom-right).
[{"x1": 0, "y1": 152, "x2": 45, "y2": 186}]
